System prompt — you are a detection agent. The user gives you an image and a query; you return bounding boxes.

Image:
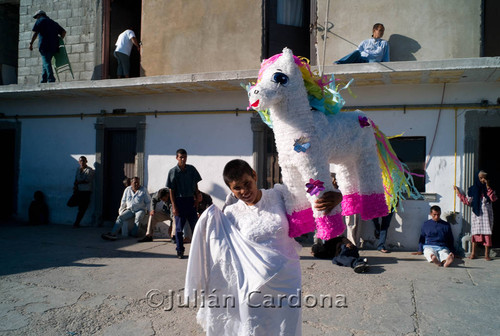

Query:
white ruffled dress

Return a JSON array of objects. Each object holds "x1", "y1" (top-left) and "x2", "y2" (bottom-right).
[{"x1": 185, "y1": 187, "x2": 302, "y2": 336}]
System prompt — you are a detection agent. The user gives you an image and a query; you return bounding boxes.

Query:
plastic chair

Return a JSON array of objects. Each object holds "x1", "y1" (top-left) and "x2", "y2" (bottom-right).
[{"x1": 52, "y1": 37, "x2": 74, "y2": 81}]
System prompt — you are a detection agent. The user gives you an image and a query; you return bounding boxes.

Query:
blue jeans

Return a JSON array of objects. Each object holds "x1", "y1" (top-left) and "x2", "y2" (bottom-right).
[
  {"x1": 373, "y1": 211, "x2": 394, "y2": 250},
  {"x1": 111, "y1": 209, "x2": 145, "y2": 237},
  {"x1": 40, "y1": 51, "x2": 56, "y2": 83},
  {"x1": 174, "y1": 197, "x2": 198, "y2": 253},
  {"x1": 335, "y1": 50, "x2": 368, "y2": 64}
]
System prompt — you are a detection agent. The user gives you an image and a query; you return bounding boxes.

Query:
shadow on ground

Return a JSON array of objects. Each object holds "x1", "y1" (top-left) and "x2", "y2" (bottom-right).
[{"x1": 0, "y1": 222, "x2": 176, "y2": 276}]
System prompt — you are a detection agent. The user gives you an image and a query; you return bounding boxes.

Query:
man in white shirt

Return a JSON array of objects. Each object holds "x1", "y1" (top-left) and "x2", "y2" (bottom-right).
[
  {"x1": 114, "y1": 28, "x2": 140, "y2": 78},
  {"x1": 102, "y1": 177, "x2": 151, "y2": 241}
]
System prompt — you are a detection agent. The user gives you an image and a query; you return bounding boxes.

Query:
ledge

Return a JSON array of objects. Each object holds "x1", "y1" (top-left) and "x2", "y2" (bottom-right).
[
  {"x1": 327, "y1": 57, "x2": 500, "y2": 86},
  {"x1": 0, "y1": 57, "x2": 498, "y2": 100}
]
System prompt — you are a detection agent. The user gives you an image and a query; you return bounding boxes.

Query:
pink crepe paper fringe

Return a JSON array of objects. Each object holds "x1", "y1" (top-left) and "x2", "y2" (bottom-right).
[
  {"x1": 287, "y1": 208, "x2": 316, "y2": 238},
  {"x1": 341, "y1": 193, "x2": 388, "y2": 220},
  {"x1": 315, "y1": 213, "x2": 345, "y2": 240}
]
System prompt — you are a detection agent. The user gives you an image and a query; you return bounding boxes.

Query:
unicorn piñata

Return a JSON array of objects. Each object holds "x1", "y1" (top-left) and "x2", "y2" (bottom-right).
[{"x1": 246, "y1": 48, "x2": 420, "y2": 240}]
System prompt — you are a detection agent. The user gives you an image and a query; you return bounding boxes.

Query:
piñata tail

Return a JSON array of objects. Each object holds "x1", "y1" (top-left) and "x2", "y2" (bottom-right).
[{"x1": 371, "y1": 120, "x2": 423, "y2": 212}]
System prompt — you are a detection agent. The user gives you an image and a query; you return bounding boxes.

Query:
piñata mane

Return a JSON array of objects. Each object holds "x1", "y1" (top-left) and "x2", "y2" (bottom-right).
[{"x1": 250, "y1": 53, "x2": 345, "y2": 127}]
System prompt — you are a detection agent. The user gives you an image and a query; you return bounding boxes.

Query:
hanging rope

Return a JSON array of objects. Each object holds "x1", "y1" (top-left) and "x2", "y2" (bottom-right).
[
  {"x1": 318, "y1": 0, "x2": 330, "y2": 77},
  {"x1": 425, "y1": 82, "x2": 447, "y2": 168}
]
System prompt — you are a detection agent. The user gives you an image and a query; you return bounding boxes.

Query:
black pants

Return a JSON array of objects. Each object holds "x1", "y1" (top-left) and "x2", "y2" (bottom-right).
[
  {"x1": 174, "y1": 197, "x2": 198, "y2": 253},
  {"x1": 74, "y1": 191, "x2": 91, "y2": 226},
  {"x1": 332, "y1": 244, "x2": 365, "y2": 268}
]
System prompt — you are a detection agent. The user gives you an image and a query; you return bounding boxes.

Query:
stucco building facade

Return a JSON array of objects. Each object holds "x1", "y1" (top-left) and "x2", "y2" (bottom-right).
[{"x1": 1, "y1": 0, "x2": 499, "y2": 251}]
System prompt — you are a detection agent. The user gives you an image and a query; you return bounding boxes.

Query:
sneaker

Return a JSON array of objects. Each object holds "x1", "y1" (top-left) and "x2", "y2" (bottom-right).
[
  {"x1": 137, "y1": 235, "x2": 153, "y2": 243},
  {"x1": 353, "y1": 263, "x2": 368, "y2": 273},
  {"x1": 101, "y1": 233, "x2": 117, "y2": 241},
  {"x1": 177, "y1": 252, "x2": 184, "y2": 259}
]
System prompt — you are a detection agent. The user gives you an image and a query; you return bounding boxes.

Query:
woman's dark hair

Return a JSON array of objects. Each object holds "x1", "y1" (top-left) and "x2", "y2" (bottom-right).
[{"x1": 223, "y1": 159, "x2": 254, "y2": 186}]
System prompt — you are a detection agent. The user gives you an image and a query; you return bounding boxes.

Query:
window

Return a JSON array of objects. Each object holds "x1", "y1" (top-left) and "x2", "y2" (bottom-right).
[
  {"x1": 483, "y1": 0, "x2": 500, "y2": 57},
  {"x1": 389, "y1": 136, "x2": 426, "y2": 193},
  {"x1": 277, "y1": 0, "x2": 305, "y2": 27}
]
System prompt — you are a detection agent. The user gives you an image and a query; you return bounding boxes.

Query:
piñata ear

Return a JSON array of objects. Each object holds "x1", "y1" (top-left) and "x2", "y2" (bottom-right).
[{"x1": 282, "y1": 47, "x2": 294, "y2": 63}]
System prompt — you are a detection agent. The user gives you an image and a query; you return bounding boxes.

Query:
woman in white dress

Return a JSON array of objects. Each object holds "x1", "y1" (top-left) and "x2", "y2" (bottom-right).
[{"x1": 185, "y1": 159, "x2": 341, "y2": 335}]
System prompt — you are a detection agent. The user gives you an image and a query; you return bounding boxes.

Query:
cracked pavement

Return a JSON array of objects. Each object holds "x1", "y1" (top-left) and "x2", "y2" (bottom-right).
[{"x1": 1, "y1": 223, "x2": 499, "y2": 335}]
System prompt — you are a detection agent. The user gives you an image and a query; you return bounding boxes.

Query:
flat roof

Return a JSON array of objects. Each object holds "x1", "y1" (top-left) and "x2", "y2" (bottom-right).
[{"x1": 0, "y1": 57, "x2": 499, "y2": 100}]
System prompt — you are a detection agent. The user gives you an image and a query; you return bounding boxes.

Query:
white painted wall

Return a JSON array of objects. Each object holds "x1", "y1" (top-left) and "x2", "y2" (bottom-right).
[
  {"x1": 18, "y1": 117, "x2": 97, "y2": 225},
  {"x1": 145, "y1": 113, "x2": 253, "y2": 207},
  {"x1": 5, "y1": 81, "x2": 499, "y2": 250},
  {"x1": 10, "y1": 90, "x2": 252, "y2": 226},
  {"x1": 345, "y1": 81, "x2": 500, "y2": 250}
]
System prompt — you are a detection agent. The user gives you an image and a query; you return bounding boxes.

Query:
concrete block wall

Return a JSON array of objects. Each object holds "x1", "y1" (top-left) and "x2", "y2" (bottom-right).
[{"x1": 18, "y1": 0, "x2": 98, "y2": 84}]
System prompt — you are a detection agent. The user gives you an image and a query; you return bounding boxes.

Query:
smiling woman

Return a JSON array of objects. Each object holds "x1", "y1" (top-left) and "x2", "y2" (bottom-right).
[{"x1": 185, "y1": 159, "x2": 342, "y2": 335}]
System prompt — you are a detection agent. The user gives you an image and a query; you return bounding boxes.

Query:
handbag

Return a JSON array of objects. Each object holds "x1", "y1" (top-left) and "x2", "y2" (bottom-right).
[{"x1": 67, "y1": 191, "x2": 79, "y2": 207}]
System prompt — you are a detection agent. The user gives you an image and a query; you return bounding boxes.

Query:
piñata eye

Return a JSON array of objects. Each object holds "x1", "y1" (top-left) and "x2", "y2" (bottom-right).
[{"x1": 272, "y1": 72, "x2": 289, "y2": 85}]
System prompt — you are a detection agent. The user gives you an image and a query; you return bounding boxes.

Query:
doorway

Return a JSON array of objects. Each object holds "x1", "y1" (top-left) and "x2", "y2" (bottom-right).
[
  {"x1": 103, "y1": 0, "x2": 142, "y2": 79},
  {"x1": 0, "y1": 3, "x2": 19, "y2": 85},
  {"x1": 0, "y1": 128, "x2": 17, "y2": 219},
  {"x1": 264, "y1": 0, "x2": 312, "y2": 59},
  {"x1": 483, "y1": 0, "x2": 500, "y2": 57},
  {"x1": 479, "y1": 127, "x2": 500, "y2": 246},
  {"x1": 102, "y1": 129, "x2": 137, "y2": 220}
]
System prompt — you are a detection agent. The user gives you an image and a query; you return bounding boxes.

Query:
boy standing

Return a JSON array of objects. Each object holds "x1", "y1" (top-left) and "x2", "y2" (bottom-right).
[
  {"x1": 167, "y1": 149, "x2": 202, "y2": 259},
  {"x1": 415, "y1": 205, "x2": 455, "y2": 267}
]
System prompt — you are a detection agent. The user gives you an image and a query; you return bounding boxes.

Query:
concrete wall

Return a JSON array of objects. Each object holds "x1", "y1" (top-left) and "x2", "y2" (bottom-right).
[
  {"x1": 344, "y1": 82, "x2": 497, "y2": 250},
  {"x1": 2, "y1": 80, "x2": 499, "y2": 250},
  {"x1": 6, "y1": 90, "x2": 252, "y2": 226},
  {"x1": 18, "y1": 0, "x2": 98, "y2": 84},
  {"x1": 317, "y1": 0, "x2": 482, "y2": 64},
  {"x1": 141, "y1": 0, "x2": 263, "y2": 75}
]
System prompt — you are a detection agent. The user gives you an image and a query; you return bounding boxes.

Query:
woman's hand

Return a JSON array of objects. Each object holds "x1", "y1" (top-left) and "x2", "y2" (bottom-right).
[{"x1": 315, "y1": 191, "x2": 343, "y2": 213}]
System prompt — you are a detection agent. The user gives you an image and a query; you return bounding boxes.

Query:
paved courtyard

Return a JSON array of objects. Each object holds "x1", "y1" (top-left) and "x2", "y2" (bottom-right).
[{"x1": 1, "y1": 223, "x2": 499, "y2": 336}]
